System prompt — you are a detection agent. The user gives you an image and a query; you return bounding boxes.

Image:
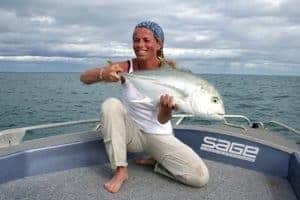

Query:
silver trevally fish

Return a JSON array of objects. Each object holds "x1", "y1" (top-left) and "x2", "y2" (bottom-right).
[{"x1": 123, "y1": 67, "x2": 225, "y2": 120}]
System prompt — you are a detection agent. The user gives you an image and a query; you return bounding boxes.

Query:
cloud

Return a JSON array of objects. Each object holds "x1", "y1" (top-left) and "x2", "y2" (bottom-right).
[
  {"x1": 0, "y1": 0, "x2": 299, "y2": 75},
  {"x1": 29, "y1": 15, "x2": 55, "y2": 24}
]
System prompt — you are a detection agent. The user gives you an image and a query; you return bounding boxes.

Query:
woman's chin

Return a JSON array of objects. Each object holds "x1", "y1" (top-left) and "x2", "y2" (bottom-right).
[{"x1": 136, "y1": 55, "x2": 148, "y2": 60}]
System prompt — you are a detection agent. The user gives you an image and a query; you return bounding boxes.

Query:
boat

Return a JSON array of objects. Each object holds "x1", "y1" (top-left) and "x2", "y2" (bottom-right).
[{"x1": 0, "y1": 115, "x2": 299, "y2": 200}]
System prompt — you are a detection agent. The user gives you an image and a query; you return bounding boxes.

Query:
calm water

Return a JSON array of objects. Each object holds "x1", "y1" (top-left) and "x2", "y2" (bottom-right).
[{"x1": 0, "y1": 72, "x2": 299, "y2": 140}]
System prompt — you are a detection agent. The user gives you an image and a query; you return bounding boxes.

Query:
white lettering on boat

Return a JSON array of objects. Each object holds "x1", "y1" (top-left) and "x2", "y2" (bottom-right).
[{"x1": 200, "y1": 136, "x2": 259, "y2": 162}]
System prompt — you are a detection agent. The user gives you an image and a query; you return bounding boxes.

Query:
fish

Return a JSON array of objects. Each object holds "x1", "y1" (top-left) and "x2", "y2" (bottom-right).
[{"x1": 122, "y1": 66, "x2": 225, "y2": 120}]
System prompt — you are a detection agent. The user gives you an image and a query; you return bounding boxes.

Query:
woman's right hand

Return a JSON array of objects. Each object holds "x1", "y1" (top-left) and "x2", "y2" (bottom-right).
[
  {"x1": 157, "y1": 94, "x2": 178, "y2": 124},
  {"x1": 102, "y1": 64, "x2": 124, "y2": 82}
]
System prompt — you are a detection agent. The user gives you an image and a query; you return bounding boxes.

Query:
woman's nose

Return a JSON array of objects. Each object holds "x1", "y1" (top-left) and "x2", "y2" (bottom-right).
[{"x1": 135, "y1": 40, "x2": 145, "y2": 48}]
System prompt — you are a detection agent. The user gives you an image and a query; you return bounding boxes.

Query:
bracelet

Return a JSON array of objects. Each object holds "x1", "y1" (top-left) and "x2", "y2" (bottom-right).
[{"x1": 99, "y1": 69, "x2": 104, "y2": 81}]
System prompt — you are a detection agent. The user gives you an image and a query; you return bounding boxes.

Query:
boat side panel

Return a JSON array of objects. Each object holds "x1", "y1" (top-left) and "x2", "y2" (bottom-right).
[
  {"x1": 288, "y1": 152, "x2": 300, "y2": 200},
  {"x1": 174, "y1": 129, "x2": 291, "y2": 178},
  {"x1": 0, "y1": 128, "x2": 295, "y2": 185},
  {"x1": 0, "y1": 140, "x2": 108, "y2": 184}
]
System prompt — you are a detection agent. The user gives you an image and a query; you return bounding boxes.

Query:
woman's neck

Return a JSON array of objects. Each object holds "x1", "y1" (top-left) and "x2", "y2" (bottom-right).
[{"x1": 134, "y1": 58, "x2": 160, "y2": 70}]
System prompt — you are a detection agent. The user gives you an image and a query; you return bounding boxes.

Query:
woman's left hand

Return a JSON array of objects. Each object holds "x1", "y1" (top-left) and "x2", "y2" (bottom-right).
[
  {"x1": 157, "y1": 94, "x2": 178, "y2": 124},
  {"x1": 102, "y1": 64, "x2": 124, "y2": 82}
]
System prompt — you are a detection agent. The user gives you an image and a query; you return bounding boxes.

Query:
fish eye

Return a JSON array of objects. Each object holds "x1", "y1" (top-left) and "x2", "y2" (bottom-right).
[{"x1": 212, "y1": 97, "x2": 219, "y2": 103}]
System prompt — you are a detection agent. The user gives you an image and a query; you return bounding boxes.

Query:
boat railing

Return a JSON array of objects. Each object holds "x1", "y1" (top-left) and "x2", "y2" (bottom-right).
[
  {"x1": 0, "y1": 115, "x2": 299, "y2": 148},
  {"x1": 223, "y1": 114, "x2": 252, "y2": 130},
  {"x1": 0, "y1": 119, "x2": 100, "y2": 148},
  {"x1": 173, "y1": 114, "x2": 300, "y2": 137},
  {"x1": 266, "y1": 120, "x2": 300, "y2": 135},
  {"x1": 173, "y1": 114, "x2": 253, "y2": 129}
]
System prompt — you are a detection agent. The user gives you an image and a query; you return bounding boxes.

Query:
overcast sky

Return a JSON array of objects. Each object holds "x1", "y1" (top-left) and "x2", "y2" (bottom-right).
[{"x1": 0, "y1": 0, "x2": 299, "y2": 75}]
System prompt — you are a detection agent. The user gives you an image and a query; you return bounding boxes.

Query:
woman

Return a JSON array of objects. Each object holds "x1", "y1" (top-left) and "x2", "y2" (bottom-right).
[{"x1": 80, "y1": 21, "x2": 209, "y2": 193}]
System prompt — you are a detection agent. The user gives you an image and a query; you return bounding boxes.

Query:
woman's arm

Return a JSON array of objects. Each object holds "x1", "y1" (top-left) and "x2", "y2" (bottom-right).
[{"x1": 80, "y1": 61, "x2": 128, "y2": 84}]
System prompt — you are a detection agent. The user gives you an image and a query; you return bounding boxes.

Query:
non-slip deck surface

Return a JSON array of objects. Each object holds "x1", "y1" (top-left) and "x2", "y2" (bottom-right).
[{"x1": 0, "y1": 159, "x2": 296, "y2": 200}]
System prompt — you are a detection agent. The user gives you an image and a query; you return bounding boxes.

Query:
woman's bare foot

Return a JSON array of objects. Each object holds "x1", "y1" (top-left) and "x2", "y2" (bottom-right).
[
  {"x1": 104, "y1": 166, "x2": 128, "y2": 193},
  {"x1": 134, "y1": 157, "x2": 156, "y2": 166}
]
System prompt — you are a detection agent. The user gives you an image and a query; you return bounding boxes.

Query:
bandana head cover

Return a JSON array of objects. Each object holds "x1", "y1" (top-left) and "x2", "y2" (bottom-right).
[{"x1": 135, "y1": 21, "x2": 164, "y2": 43}]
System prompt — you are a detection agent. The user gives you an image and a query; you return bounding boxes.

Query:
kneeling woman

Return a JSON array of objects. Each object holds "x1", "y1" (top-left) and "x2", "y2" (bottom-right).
[{"x1": 80, "y1": 21, "x2": 209, "y2": 193}]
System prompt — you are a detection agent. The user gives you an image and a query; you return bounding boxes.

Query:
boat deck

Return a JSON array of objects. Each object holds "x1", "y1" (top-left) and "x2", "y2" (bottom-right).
[{"x1": 0, "y1": 158, "x2": 296, "y2": 200}]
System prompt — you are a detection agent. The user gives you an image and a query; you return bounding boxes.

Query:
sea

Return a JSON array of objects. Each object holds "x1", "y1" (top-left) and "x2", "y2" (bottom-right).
[{"x1": 0, "y1": 72, "x2": 299, "y2": 141}]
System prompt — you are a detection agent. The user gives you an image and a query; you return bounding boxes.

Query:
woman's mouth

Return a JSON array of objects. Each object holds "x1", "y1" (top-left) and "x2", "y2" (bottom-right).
[{"x1": 136, "y1": 50, "x2": 147, "y2": 56}]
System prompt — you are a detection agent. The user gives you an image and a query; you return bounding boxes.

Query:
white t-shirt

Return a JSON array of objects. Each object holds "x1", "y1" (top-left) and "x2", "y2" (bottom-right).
[{"x1": 122, "y1": 59, "x2": 173, "y2": 134}]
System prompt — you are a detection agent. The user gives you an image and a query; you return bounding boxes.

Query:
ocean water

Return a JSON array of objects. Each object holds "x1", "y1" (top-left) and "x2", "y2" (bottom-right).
[{"x1": 0, "y1": 72, "x2": 299, "y2": 141}]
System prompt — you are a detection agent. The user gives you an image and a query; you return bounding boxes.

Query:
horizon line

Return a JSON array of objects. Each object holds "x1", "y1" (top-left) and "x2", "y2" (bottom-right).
[{"x1": 0, "y1": 71, "x2": 299, "y2": 77}]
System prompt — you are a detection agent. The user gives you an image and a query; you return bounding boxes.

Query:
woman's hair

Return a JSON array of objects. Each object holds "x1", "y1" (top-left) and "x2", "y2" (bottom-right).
[
  {"x1": 134, "y1": 21, "x2": 176, "y2": 69},
  {"x1": 158, "y1": 50, "x2": 176, "y2": 69}
]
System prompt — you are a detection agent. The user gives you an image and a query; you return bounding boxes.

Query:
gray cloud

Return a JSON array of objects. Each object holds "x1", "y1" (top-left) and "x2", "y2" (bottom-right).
[{"x1": 0, "y1": 0, "x2": 299, "y2": 75}]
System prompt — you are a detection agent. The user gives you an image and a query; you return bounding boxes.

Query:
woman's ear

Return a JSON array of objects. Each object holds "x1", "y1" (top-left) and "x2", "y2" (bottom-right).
[{"x1": 157, "y1": 40, "x2": 163, "y2": 50}]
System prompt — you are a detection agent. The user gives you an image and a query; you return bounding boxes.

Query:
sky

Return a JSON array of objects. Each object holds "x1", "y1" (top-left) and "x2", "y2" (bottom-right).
[{"x1": 0, "y1": 0, "x2": 299, "y2": 75}]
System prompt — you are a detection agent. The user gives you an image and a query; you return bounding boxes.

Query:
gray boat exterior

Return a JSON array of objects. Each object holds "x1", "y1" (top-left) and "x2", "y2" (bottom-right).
[{"x1": 0, "y1": 122, "x2": 299, "y2": 200}]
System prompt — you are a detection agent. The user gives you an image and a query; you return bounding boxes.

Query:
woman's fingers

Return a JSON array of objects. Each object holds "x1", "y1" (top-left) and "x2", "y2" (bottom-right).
[
  {"x1": 109, "y1": 64, "x2": 122, "y2": 82},
  {"x1": 104, "y1": 64, "x2": 124, "y2": 82},
  {"x1": 160, "y1": 94, "x2": 177, "y2": 109},
  {"x1": 111, "y1": 64, "x2": 124, "y2": 73},
  {"x1": 109, "y1": 73, "x2": 120, "y2": 82}
]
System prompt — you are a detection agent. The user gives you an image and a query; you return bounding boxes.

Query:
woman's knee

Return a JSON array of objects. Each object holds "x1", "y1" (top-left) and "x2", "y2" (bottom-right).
[
  {"x1": 178, "y1": 164, "x2": 210, "y2": 187},
  {"x1": 191, "y1": 165, "x2": 210, "y2": 187},
  {"x1": 101, "y1": 98, "x2": 124, "y2": 114}
]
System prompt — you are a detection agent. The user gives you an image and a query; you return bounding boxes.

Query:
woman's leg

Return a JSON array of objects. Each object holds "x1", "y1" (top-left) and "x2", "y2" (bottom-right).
[
  {"x1": 100, "y1": 98, "x2": 146, "y2": 192},
  {"x1": 145, "y1": 134, "x2": 209, "y2": 187},
  {"x1": 101, "y1": 98, "x2": 145, "y2": 169}
]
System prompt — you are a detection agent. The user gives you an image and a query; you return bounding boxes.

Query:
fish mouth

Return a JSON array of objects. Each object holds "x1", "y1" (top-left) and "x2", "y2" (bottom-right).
[
  {"x1": 209, "y1": 113, "x2": 225, "y2": 120},
  {"x1": 217, "y1": 112, "x2": 225, "y2": 118}
]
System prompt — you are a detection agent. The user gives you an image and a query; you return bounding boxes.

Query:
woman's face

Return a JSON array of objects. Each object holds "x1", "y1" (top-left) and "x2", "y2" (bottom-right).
[{"x1": 133, "y1": 27, "x2": 162, "y2": 61}]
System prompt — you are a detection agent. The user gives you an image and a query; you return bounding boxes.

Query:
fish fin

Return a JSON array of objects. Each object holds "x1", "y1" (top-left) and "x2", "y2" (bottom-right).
[
  {"x1": 158, "y1": 65, "x2": 193, "y2": 74},
  {"x1": 177, "y1": 67, "x2": 192, "y2": 73},
  {"x1": 126, "y1": 73, "x2": 157, "y2": 81}
]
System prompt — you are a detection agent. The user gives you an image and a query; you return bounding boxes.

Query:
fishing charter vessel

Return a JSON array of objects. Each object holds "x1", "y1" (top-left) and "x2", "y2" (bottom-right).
[{"x1": 0, "y1": 114, "x2": 299, "y2": 200}]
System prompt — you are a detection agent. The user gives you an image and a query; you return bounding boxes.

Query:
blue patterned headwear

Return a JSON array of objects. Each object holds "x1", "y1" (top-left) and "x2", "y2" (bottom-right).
[{"x1": 135, "y1": 21, "x2": 164, "y2": 43}]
